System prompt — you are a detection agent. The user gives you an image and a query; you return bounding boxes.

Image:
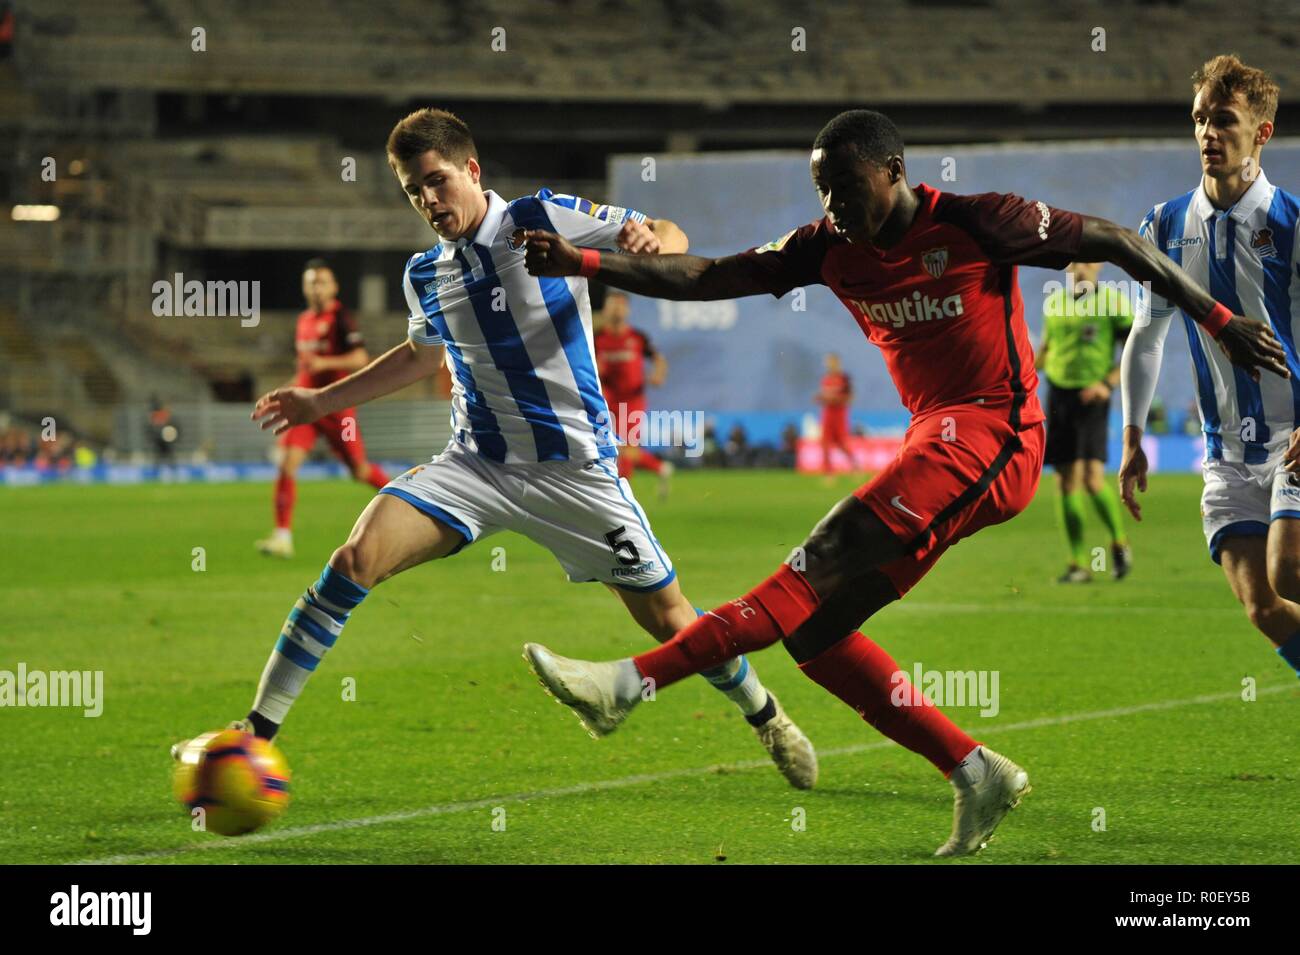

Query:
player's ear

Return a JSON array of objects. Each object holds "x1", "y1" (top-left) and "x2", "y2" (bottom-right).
[
  {"x1": 1255, "y1": 120, "x2": 1274, "y2": 147},
  {"x1": 467, "y1": 156, "x2": 482, "y2": 184}
]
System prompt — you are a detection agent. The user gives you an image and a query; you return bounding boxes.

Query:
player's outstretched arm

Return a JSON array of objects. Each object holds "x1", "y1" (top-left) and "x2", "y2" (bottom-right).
[
  {"x1": 1077, "y1": 216, "x2": 1289, "y2": 381},
  {"x1": 523, "y1": 229, "x2": 768, "y2": 301},
  {"x1": 252, "y1": 340, "x2": 441, "y2": 435}
]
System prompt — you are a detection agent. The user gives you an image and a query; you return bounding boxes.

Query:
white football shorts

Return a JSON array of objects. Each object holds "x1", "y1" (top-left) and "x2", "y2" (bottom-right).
[
  {"x1": 1201, "y1": 452, "x2": 1300, "y2": 564},
  {"x1": 378, "y1": 440, "x2": 675, "y2": 592}
]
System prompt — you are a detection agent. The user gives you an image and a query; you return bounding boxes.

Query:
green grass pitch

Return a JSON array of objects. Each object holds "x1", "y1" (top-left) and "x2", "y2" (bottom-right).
[{"x1": 1, "y1": 470, "x2": 1296, "y2": 864}]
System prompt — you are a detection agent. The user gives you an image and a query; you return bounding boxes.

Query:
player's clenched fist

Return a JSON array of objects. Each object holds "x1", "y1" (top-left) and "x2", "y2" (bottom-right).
[
  {"x1": 615, "y1": 219, "x2": 659, "y2": 255},
  {"x1": 523, "y1": 229, "x2": 583, "y2": 276},
  {"x1": 251, "y1": 387, "x2": 325, "y2": 435}
]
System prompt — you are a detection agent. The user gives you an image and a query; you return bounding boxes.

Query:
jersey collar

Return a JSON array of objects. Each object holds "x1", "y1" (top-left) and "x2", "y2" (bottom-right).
[
  {"x1": 1191, "y1": 168, "x2": 1272, "y2": 223},
  {"x1": 456, "y1": 189, "x2": 506, "y2": 249},
  {"x1": 913, "y1": 182, "x2": 942, "y2": 215}
]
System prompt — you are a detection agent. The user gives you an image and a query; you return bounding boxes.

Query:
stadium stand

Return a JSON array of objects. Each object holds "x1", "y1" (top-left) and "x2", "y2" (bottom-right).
[{"x1": 4, "y1": 0, "x2": 1300, "y2": 462}]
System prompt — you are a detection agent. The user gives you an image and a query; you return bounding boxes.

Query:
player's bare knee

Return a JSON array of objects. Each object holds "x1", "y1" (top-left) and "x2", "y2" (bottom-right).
[
  {"x1": 1241, "y1": 596, "x2": 1281, "y2": 635},
  {"x1": 329, "y1": 541, "x2": 377, "y2": 589},
  {"x1": 1268, "y1": 556, "x2": 1300, "y2": 605}
]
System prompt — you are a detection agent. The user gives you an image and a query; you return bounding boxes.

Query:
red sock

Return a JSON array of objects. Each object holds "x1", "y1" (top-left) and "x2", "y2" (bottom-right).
[
  {"x1": 634, "y1": 565, "x2": 820, "y2": 689},
  {"x1": 363, "y1": 462, "x2": 390, "y2": 489},
  {"x1": 617, "y1": 455, "x2": 633, "y2": 480},
  {"x1": 635, "y1": 450, "x2": 663, "y2": 474},
  {"x1": 798, "y1": 631, "x2": 978, "y2": 776},
  {"x1": 274, "y1": 472, "x2": 296, "y2": 530}
]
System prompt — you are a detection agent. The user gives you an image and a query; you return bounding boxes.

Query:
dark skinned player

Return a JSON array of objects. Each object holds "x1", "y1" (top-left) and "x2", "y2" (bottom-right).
[{"x1": 520, "y1": 110, "x2": 1288, "y2": 856}]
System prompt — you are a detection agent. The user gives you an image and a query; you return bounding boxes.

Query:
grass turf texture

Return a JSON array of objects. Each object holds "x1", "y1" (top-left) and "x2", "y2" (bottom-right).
[{"x1": 1, "y1": 471, "x2": 1295, "y2": 864}]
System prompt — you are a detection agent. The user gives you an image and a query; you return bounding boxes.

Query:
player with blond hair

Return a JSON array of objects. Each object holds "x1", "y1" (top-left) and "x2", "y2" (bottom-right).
[{"x1": 1120, "y1": 54, "x2": 1300, "y2": 678}]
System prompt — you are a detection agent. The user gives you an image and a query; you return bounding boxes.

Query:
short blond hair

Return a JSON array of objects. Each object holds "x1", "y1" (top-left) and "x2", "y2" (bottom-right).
[{"x1": 1192, "y1": 54, "x2": 1279, "y2": 124}]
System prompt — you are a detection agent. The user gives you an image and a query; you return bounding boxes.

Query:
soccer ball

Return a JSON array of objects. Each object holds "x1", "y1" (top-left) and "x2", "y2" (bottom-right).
[{"x1": 172, "y1": 728, "x2": 291, "y2": 836}]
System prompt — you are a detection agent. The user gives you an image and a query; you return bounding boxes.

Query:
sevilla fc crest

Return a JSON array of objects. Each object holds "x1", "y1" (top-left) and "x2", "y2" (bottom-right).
[{"x1": 921, "y1": 247, "x2": 949, "y2": 278}]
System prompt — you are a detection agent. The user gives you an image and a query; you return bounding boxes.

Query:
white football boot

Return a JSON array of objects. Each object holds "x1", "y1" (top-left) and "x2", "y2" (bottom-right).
[
  {"x1": 255, "y1": 533, "x2": 294, "y2": 559},
  {"x1": 170, "y1": 718, "x2": 254, "y2": 761},
  {"x1": 523, "y1": 643, "x2": 639, "y2": 737},
  {"x1": 934, "y1": 746, "x2": 1031, "y2": 857},
  {"x1": 754, "y1": 693, "x2": 818, "y2": 789}
]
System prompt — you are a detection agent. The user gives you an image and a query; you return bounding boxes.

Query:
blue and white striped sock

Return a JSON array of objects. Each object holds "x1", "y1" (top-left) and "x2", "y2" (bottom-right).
[
  {"x1": 1276, "y1": 631, "x2": 1300, "y2": 679},
  {"x1": 250, "y1": 565, "x2": 369, "y2": 729},
  {"x1": 694, "y1": 607, "x2": 770, "y2": 718}
]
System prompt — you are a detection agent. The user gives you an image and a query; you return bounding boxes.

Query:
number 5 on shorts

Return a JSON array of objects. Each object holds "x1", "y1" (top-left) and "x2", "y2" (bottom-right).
[{"x1": 605, "y1": 526, "x2": 641, "y2": 566}]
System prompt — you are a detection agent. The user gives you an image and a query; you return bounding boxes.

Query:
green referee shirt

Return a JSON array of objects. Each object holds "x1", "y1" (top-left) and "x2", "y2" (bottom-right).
[{"x1": 1040, "y1": 285, "x2": 1132, "y2": 389}]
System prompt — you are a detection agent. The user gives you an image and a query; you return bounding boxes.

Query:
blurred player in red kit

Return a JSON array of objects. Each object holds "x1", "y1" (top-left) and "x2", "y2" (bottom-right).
[
  {"x1": 594, "y1": 290, "x2": 674, "y2": 498},
  {"x1": 816, "y1": 352, "x2": 854, "y2": 475},
  {"x1": 521, "y1": 108, "x2": 1285, "y2": 855},
  {"x1": 256, "y1": 259, "x2": 390, "y2": 558}
]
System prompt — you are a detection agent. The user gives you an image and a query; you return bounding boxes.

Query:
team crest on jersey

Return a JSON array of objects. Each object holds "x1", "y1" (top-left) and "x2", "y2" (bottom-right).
[
  {"x1": 921, "y1": 247, "x2": 949, "y2": 278},
  {"x1": 756, "y1": 229, "x2": 796, "y2": 254},
  {"x1": 1251, "y1": 228, "x2": 1279, "y2": 259},
  {"x1": 506, "y1": 226, "x2": 528, "y2": 252},
  {"x1": 316, "y1": 321, "x2": 330, "y2": 335}
]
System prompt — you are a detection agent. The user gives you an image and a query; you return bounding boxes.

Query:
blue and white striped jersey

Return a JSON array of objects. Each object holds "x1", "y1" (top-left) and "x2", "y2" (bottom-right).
[
  {"x1": 1137, "y1": 170, "x2": 1300, "y2": 463},
  {"x1": 402, "y1": 189, "x2": 648, "y2": 463}
]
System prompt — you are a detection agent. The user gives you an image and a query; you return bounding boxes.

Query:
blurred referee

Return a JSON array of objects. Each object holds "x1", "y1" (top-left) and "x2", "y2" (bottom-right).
[{"x1": 1037, "y1": 261, "x2": 1134, "y2": 583}]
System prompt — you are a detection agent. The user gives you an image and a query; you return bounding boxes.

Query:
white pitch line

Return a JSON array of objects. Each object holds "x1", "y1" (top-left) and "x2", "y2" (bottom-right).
[
  {"x1": 892, "y1": 602, "x2": 1245, "y2": 616},
  {"x1": 70, "y1": 683, "x2": 1296, "y2": 865}
]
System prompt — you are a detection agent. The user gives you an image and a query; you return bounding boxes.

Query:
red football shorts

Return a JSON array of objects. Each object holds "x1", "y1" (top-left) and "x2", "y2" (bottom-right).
[
  {"x1": 821, "y1": 408, "x2": 850, "y2": 444},
  {"x1": 279, "y1": 408, "x2": 367, "y2": 465},
  {"x1": 856, "y1": 406, "x2": 1045, "y2": 597},
  {"x1": 604, "y1": 392, "x2": 646, "y2": 440}
]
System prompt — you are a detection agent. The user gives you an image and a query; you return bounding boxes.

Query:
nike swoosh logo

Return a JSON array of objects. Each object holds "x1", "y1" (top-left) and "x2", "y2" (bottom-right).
[{"x1": 890, "y1": 495, "x2": 923, "y2": 520}]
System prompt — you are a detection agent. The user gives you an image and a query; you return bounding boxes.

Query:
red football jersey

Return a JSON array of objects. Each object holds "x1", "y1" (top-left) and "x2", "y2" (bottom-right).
[
  {"x1": 595, "y1": 325, "x2": 656, "y2": 398},
  {"x1": 819, "y1": 371, "x2": 852, "y2": 409},
  {"x1": 293, "y1": 301, "x2": 364, "y2": 389},
  {"x1": 739, "y1": 183, "x2": 1084, "y2": 428}
]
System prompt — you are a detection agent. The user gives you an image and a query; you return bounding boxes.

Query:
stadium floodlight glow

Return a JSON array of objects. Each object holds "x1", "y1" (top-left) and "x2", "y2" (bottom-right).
[{"x1": 11, "y1": 204, "x2": 60, "y2": 222}]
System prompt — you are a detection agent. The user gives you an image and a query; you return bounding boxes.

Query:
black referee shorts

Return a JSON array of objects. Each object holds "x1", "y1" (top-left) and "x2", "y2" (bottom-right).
[{"x1": 1045, "y1": 384, "x2": 1111, "y2": 468}]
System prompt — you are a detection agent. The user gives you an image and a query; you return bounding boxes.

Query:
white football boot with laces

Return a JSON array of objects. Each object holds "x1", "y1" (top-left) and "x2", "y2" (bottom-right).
[
  {"x1": 525, "y1": 644, "x2": 820, "y2": 789},
  {"x1": 753, "y1": 692, "x2": 818, "y2": 789},
  {"x1": 934, "y1": 745, "x2": 1031, "y2": 857},
  {"x1": 523, "y1": 643, "x2": 639, "y2": 737}
]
